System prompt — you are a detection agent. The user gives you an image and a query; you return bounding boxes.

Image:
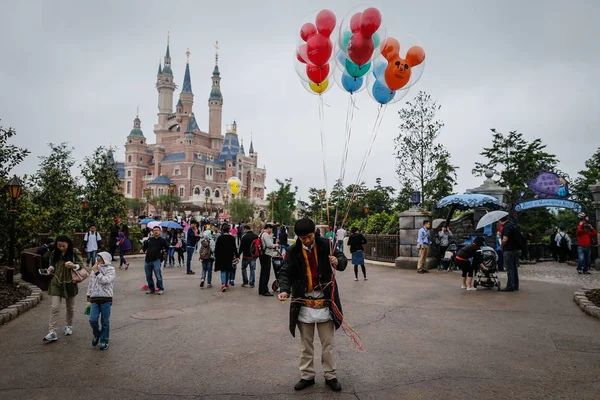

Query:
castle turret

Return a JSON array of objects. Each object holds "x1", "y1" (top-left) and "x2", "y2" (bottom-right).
[
  {"x1": 179, "y1": 49, "x2": 194, "y2": 116},
  {"x1": 209, "y1": 41, "x2": 224, "y2": 150},
  {"x1": 156, "y1": 36, "x2": 176, "y2": 127},
  {"x1": 124, "y1": 109, "x2": 149, "y2": 198}
]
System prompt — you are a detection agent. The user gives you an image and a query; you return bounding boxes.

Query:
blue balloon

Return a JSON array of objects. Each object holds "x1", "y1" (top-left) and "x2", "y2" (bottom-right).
[
  {"x1": 373, "y1": 62, "x2": 386, "y2": 81},
  {"x1": 342, "y1": 74, "x2": 363, "y2": 93},
  {"x1": 372, "y1": 80, "x2": 395, "y2": 104}
]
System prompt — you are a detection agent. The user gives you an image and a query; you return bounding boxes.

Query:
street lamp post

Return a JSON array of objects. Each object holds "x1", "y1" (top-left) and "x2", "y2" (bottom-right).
[
  {"x1": 81, "y1": 196, "x2": 89, "y2": 232},
  {"x1": 319, "y1": 190, "x2": 326, "y2": 224},
  {"x1": 364, "y1": 203, "x2": 370, "y2": 226},
  {"x1": 271, "y1": 193, "x2": 278, "y2": 223},
  {"x1": 168, "y1": 183, "x2": 176, "y2": 220},
  {"x1": 223, "y1": 192, "x2": 229, "y2": 214},
  {"x1": 6, "y1": 176, "x2": 23, "y2": 285},
  {"x1": 143, "y1": 187, "x2": 151, "y2": 217}
]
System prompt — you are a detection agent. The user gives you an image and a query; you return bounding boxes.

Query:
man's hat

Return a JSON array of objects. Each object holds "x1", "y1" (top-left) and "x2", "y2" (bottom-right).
[{"x1": 114, "y1": 217, "x2": 121, "y2": 222}]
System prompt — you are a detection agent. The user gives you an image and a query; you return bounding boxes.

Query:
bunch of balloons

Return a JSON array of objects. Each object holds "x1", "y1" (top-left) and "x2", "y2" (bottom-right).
[{"x1": 294, "y1": 6, "x2": 427, "y2": 104}]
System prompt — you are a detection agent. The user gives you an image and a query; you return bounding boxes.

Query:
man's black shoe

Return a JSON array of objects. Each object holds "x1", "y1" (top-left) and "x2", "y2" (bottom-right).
[
  {"x1": 294, "y1": 379, "x2": 315, "y2": 391},
  {"x1": 423, "y1": 269, "x2": 429, "y2": 273},
  {"x1": 417, "y1": 269, "x2": 425, "y2": 274},
  {"x1": 584, "y1": 271, "x2": 591, "y2": 275},
  {"x1": 326, "y1": 378, "x2": 342, "y2": 392},
  {"x1": 500, "y1": 288, "x2": 514, "y2": 292},
  {"x1": 262, "y1": 292, "x2": 274, "y2": 297}
]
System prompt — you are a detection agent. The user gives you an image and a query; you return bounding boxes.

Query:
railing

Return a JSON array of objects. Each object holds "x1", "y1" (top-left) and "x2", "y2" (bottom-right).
[
  {"x1": 523, "y1": 243, "x2": 598, "y2": 262},
  {"x1": 363, "y1": 234, "x2": 399, "y2": 263}
]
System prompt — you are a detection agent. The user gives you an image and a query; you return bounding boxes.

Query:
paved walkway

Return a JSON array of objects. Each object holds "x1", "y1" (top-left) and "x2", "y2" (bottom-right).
[{"x1": 0, "y1": 260, "x2": 599, "y2": 399}]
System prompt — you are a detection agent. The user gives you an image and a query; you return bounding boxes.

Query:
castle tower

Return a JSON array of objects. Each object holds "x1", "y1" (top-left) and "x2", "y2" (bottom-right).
[
  {"x1": 156, "y1": 36, "x2": 176, "y2": 127},
  {"x1": 124, "y1": 109, "x2": 148, "y2": 198},
  {"x1": 180, "y1": 49, "x2": 194, "y2": 116},
  {"x1": 208, "y1": 41, "x2": 224, "y2": 150}
]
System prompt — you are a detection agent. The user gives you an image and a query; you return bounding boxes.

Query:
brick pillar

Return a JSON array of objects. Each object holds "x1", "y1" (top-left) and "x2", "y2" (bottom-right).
[{"x1": 395, "y1": 207, "x2": 435, "y2": 269}]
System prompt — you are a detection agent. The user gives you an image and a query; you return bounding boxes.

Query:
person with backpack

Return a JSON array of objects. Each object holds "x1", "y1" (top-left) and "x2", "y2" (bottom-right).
[
  {"x1": 83, "y1": 224, "x2": 102, "y2": 268},
  {"x1": 499, "y1": 216, "x2": 520, "y2": 292},
  {"x1": 185, "y1": 221, "x2": 201, "y2": 275},
  {"x1": 555, "y1": 226, "x2": 571, "y2": 263},
  {"x1": 239, "y1": 225, "x2": 259, "y2": 288},
  {"x1": 258, "y1": 224, "x2": 279, "y2": 296},
  {"x1": 199, "y1": 230, "x2": 215, "y2": 288},
  {"x1": 576, "y1": 214, "x2": 596, "y2": 274}
]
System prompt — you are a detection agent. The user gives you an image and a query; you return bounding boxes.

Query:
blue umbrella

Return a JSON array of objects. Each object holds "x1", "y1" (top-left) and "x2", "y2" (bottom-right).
[
  {"x1": 159, "y1": 221, "x2": 183, "y2": 229},
  {"x1": 437, "y1": 193, "x2": 506, "y2": 227},
  {"x1": 139, "y1": 218, "x2": 156, "y2": 225},
  {"x1": 437, "y1": 194, "x2": 504, "y2": 211}
]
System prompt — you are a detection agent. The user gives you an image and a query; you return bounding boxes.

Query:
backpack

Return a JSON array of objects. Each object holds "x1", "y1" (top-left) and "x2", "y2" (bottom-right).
[
  {"x1": 199, "y1": 238, "x2": 211, "y2": 260},
  {"x1": 249, "y1": 236, "x2": 264, "y2": 258},
  {"x1": 558, "y1": 233, "x2": 569, "y2": 249}
]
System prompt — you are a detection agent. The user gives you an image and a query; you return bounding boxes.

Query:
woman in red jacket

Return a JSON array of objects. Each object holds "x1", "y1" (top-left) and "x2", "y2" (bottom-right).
[{"x1": 576, "y1": 214, "x2": 597, "y2": 274}]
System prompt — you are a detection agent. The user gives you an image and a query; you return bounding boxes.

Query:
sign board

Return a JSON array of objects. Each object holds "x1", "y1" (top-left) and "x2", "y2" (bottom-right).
[
  {"x1": 514, "y1": 199, "x2": 582, "y2": 213},
  {"x1": 527, "y1": 171, "x2": 569, "y2": 199}
]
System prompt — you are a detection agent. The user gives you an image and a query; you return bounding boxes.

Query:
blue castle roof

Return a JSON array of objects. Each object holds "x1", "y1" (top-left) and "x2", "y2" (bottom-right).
[
  {"x1": 218, "y1": 132, "x2": 240, "y2": 163},
  {"x1": 182, "y1": 63, "x2": 192, "y2": 93},
  {"x1": 149, "y1": 175, "x2": 172, "y2": 185}
]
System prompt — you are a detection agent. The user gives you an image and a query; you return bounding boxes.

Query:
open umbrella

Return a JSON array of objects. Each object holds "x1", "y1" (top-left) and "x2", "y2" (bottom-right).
[
  {"x1": 147, "y1": 221, "x2": 161, "y2": 229},
  {"x1": 432, "y1": 218, "x2": 446, "y2": 229},
  {"x1": 476, "y1": 210, "x2": 509, "y2": 230},
  {"x1": 437, "y1": 193, "x2": 505, "y2": 227},
  {"x1": 139, "y1": 218, "x2": 156, "y2": 225},
  {"x1": 159, "y1": 221, "x2": 183, "y2": 229}
]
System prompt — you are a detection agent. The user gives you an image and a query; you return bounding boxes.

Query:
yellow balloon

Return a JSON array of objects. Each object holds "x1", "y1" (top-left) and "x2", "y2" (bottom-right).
[
  {"x1": 227, "y1": 177, "x2": 241, "y2": 195},
  {"x1": 309, "y1": 79, "x2": 329, "y2": 94}
]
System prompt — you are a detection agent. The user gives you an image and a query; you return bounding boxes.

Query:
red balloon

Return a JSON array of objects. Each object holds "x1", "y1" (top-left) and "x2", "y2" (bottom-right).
[
  {"x1": 348, "y1": 33, "x2": 374, "y2": 65},
  {"x1": 350, "y1": 12, "x2": 362, "y2": 33},
  {"x1": 297, "y1": 44, "x2": 308, "y2": 63},
  {"x1": 306, "y1": 33, "x2": 332, "y2": 66},
  {"x1": 315, "y1": 9, "x2": 336, "y2": 38},
  {"x1": 300, "y1": 23, "x2": 317, "y2": 42},
  {"x1": 360, "y1": 7, "x2": 382, "y2": 37},
  {"x1": 306, "y1": 64, "x2": 330, "y2": 84}
]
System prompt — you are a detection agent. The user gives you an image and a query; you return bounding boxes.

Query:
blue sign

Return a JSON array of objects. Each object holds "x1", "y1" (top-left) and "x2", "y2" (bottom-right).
[{"x1": 514, "y1": 199, "x2": 582, "y2": 212}]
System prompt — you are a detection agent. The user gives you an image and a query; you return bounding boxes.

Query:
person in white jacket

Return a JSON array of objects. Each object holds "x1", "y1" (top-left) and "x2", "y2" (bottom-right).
[{"x1": 86, "y1": 251, "x2": 115, "y2": 350}]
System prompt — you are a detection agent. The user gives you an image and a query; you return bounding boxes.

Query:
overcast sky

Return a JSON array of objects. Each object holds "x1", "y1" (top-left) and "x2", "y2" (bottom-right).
[{"x1": 1, "y1": 0, "x2": 599, "y2": 203}]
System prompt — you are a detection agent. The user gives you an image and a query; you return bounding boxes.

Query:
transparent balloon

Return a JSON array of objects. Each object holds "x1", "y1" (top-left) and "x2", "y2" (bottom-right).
[
  {"x1": 300, "y1": 78, "x2": 332, "y2": 96},
  {"x1": 294, "y1": 49, "x2": 334, "y2": 83},
  {"x1": 366, "y1": 71, "x2": 410, "y2": 105},
  {"x1": 337, "y1": 4, "x2": 387, "y2": 65},
  {"x1": 227, "y1": 177, "x2": 242, "y2": 195},
  {"x1": 296, "y1": 9, "x2": 338, "y2": 66},
  {"x1": 372, "y1": 33, "x2": 426, "y2": 91},
  {"x1": 333, "y1": 66, "x2": 366, "y2": 94}
]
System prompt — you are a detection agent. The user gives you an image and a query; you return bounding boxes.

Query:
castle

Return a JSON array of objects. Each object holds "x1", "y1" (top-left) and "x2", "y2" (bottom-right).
[{"x1": 117, "y1": 40, "x2": 267, "y2": 216}]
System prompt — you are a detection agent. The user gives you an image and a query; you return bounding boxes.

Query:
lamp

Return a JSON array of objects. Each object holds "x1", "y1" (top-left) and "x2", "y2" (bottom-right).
[
  {"x1": 81, "y1": 196, "x2": 89, "y2": 212},
  {"x1": 410, "y1": 191, "x2": 421, "y2": 206},
  {"x1": 6, "y1": 175, "x2": 23, "y2": 284}
]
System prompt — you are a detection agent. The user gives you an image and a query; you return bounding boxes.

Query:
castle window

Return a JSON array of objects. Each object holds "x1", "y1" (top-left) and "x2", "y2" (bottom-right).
[
  {"x1": 128, "y1": 155, "x2": 132, "y2": 162},
  {"x1": 214, "y1": 190, "x2": 220, "y2": 198},
  {"x1": 158, "y1": 188, "x2": 164, "y2": 195},
  {"x1": 204, "y1": 188, "x2": 211, "y2": 197},
  {"x1": 174, "y1": 167, "x2": 180, "y2": 176},
  {"x1": 140, "y1": 140, "x2": 144, "y2": 145},
  {"x1": 179, "y1": 187, "x2": 184, "y2": 197},
  {"x1": 194, "y1": 187, "x2": 201, "y2": 195},
  {"x1": 140, "y1": 157, "x2": 143, "y2": 162},
  {"x1": 127, "y1": 170, "x2": 131, "y2": 177},
  {"x1": 129, "y1": 139, "x2": 132, "y2": 144},
  {"x1": 126, "y1": 181, "x2": 131, "y2": 194}
]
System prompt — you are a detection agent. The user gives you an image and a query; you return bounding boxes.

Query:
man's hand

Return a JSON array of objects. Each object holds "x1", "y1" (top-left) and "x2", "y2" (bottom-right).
[
  {"x1": 92, "y1": 264, "x2": 99, "y2": 273},
  {"x1": 329, "y1": 255, "x2": 338, "y2": 267},
  {"x1": 278, "y1": 292, "x2": 289, "y2": 301}
]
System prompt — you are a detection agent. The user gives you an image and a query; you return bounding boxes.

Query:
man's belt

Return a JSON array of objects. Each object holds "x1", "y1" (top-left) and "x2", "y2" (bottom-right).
[{"x1": 296, "y1": 298, "x2": 330, "y2": 309}]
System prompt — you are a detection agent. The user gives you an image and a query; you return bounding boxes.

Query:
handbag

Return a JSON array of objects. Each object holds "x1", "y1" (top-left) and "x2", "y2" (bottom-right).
[{"x1": 71, "y1": 265, "x2": 90, "y2": 284}]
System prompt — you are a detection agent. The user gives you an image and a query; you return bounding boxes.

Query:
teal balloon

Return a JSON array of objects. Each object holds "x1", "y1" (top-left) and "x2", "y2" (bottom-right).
[
  {"x1": 345, "y1": 59, "x2": 371, "y2": 78},
  {"x1": 342, "y1": 30, "x2": 352, "y2": 51},
  {"x1": 373, "y1": 33, "x2": 381, "y2": 50}
]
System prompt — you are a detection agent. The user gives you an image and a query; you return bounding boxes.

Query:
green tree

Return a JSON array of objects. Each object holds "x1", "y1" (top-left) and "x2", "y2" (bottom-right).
[
  {"x1": 0, "y1": 121, "x2": 32, "y2": 262},
  {"x1": 299, "y1": 187, "x2": 328, "y2": 224},
  {"x1": 81, "y1": 146, "x2": 127, "y2": 230},
  {"x1": 148, "y1": 194, "x2": 181, "y2": 219},
  {"x1": 126, "y1": 198, "x2": 145, "y2": 219},
  {"x1": 30, "y1": 143, "x2": 82, "y2": 234},
  {"x1": 229, "y1": 196, "x2": 256, "y2": 222},
  {"x1": 363, "y1": 178, "x2": 396, "y2": 214},
  {"x1": 571, "y1": 147, "x2": 600, "y2": 221},
  {"x1": 267, "y1": 178, "x2": 298, "y2": 225},
  {"x1": 394, "y1": 91, "x2": 457, "y2": 208}
]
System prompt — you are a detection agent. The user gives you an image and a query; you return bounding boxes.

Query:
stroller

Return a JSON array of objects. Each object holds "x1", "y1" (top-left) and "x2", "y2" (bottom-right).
[
  {"x1": 271, "y1": 249, "x2": 285, "y2": 292},
  {"x1": 439, "y1": 243, "x2": 458, "y2": 271},
  {"x1": 473, "y1": 246, "x2": 501, "y2": 290}
]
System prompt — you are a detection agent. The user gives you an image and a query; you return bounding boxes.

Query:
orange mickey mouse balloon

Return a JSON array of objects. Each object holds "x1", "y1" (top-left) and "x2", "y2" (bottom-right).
[{"x1": 382, "y1": 37, "x2": 425, "y2": 91}]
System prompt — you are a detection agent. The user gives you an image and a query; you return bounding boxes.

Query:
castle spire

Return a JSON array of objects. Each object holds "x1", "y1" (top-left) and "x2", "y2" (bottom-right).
[
  {"x1": 249, "y1": 132, "x2": 254, "y2": 154},
  {"x1": 157, "y1": 60, "x2": 162, "y2": 75},
  {"x1": 181, "y1": 49, "x2": 193, "y2": 94},
  {"x1": 162, "y1": 32, "x2": 173, "y2": 76}
]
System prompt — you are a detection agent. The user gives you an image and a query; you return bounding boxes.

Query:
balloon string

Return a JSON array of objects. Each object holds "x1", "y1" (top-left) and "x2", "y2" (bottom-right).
[
  {"x1": 318, "y1": 95, "x2": 333, "y2": 235},
  {"x1": 340, "y1": 104, "x2": 388, "y2": 231}
]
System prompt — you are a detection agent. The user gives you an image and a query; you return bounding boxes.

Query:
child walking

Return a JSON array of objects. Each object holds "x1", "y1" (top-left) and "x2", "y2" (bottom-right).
[{"x1": 86, "y1": 251, "x2": 115, "y2": 350}]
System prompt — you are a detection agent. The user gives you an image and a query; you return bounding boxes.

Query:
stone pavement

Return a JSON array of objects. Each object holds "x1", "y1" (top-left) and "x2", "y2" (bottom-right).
[{"x1": 0, "y1": 259, "x2": 599, "y2": 400}]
